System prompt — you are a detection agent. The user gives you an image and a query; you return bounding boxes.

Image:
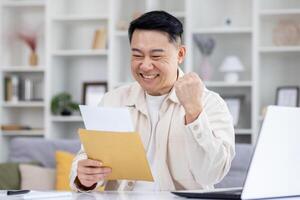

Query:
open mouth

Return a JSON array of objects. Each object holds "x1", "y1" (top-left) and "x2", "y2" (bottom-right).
[{"x1": 140, "y1": 73, "x2": 159, "y2": 80}]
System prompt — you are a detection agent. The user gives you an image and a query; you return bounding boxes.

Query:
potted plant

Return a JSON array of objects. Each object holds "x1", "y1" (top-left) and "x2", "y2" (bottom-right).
[{"x1": 51, "y1": 92, "x2": 79, "y2": 116}]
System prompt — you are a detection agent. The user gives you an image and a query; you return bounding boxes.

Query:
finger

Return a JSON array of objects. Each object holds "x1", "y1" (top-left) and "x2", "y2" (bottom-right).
[
  {"x1": 78, "y1": 173, "x2": 108, "y2": 183},
  {"x1": 78, "y1": 174, "x2": 98, "y2": 183},
  {"x1": 80, "y1": 159, "x2": 102, "y2": 167},
  {"x1": 78, "y1": 166, "x2": 112, "y2": 175}
]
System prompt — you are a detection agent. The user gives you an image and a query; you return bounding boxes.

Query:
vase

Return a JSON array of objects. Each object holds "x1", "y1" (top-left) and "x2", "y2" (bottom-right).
[
  {"x1": 29, "y1": 52, "x2": 38, "y2": 66},
  {"x1": 200, "y1": 55, "x2": 213, "y2": 81}
]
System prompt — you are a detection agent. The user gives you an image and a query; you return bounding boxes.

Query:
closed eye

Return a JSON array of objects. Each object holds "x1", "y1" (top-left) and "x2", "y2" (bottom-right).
[
  {"x1": 152, "y1": 55, "x2": 162, "y2": 60},
  {"x1": 133, "y1": 54, "x2": 143, "y2": 58}
]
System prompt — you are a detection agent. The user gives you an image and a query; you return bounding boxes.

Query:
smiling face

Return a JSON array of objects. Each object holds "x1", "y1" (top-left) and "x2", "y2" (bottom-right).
[{"x1": 130, "y1": 30, "x2": 186, "y2": 96}]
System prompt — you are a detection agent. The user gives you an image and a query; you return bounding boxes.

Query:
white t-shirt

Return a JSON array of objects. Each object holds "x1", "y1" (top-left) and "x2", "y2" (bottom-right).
[{"x1": 133, "y1": 93, "x2": 168, "y2": 191}]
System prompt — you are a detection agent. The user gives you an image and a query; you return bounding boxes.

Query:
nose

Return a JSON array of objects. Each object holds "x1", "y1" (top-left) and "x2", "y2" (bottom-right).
[{"x1": 139, "y1": 57, "x2": 153, "y2": 71}]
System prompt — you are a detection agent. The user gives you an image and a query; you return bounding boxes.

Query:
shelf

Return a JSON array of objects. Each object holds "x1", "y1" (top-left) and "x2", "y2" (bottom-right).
[
  {"x1": 1, "y1": 129, "x2": 44, "y2": 137},
  {"x1": 51, "y1": 49, "x2": 108, "y2": 56},
  {"x1": 51, "y1": 116, "x2": 83, "y2": 122},
  {"x1": 260, "y1": 46, "x2": 300, "y2": 53},
  {"x1": 2, "y1": 101, "x2": 45, "y2": 107},
  {"x1": 205, "y1": 81, "x2": 253, "y2": 87},
  {"x1": 2, "y1": 0, "x2": 45, "y2": 8},
  {"x1": 51, "y1": 14, "x2": 108, "y2": 22},
  {"x1": 235, "y1": 129, "x2": 252, "y2": 135},
  {"x1": 260, "y1": 9, "x2": 300, "y2": 16},
  {"x1": 192, "y1": 27, "x2": 252, "y2": 34},
  {"x1": 1, "y1": 66, "x2": 45, "y2": 72}
]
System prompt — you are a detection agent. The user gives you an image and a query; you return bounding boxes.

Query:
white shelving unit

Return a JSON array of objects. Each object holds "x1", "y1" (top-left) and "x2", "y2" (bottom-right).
[
  {"x1": 185, "y1": 0, "x2": 255, "y2": 144},
  {"x1": 45, "y1": 0, "x2": 109, "y2": 141},
  {"x1": 2, "y1": 129, "x2": 44, "y2": 137},
  {"x1": 255, "y1": 0, "x2": 300, "y2": 138},
  {"x1": 2, "y1": 0, "x2": 44, "y2": 7},
  {"x1": 2, "y1": 101, "x2": 45, "y2": 107},
  {"x1": 1, "y1": 66, "x2": 45, "y2": 72},
  {"x1": 0, "y1": 0, "x2": 46, "y2": 161},
  {"x1": 51, "y1": 115, "x2": 83, "y2": 122},
  {"x1": 51, "y1": 15, "x2": 108, "y2": 22},
  {"x1": 1, "y1": 0, "x2": 299, "y2": 161},
  {"x1": 192, "y1": 27, "x2": 252, "y2": 34},
  {"x1": 51, "y1": 49, "x2": 108, "y2": 57}
]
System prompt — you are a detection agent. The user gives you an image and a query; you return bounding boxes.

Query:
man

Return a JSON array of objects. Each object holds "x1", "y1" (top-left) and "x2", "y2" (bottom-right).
[{"x1": 70, "y1": 10, "x2": 235, "y2": 192}]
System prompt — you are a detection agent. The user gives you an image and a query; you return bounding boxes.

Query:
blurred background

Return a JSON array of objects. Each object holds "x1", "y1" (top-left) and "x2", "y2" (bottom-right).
[{"x1": 0, "y1": 0, "x2": 299, "y2": 191}]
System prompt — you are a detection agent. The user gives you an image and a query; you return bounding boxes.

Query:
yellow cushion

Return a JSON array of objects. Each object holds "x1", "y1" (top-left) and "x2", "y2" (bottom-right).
[
  {"x1": 55, "y1": 151, "x2": 74, "y2": 191},
  {"x1": 55, "y1": 151, "x2": 104, "y2": 191}
]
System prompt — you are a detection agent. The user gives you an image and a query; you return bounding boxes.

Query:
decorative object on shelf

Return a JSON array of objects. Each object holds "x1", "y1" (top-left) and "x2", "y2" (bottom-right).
[
  {"x1": 275, "y1": 86, "x2": 299, "y2": 107},
  {"x1": 272, "y1": 20, "x2": 300, "y2": 46},
  {"x1": 31, "y1": 78, "x2": 44, "y2": 101},
  {"x1": 1, "y1": 124, "x2": 31, "y2": 131},
  {"x1": 17, "y1": 29, "x2": 38, "y2": 66},
  {"x1": 4, "y1": 75, "x2": 20, "y2": 102},
  {"x1": 224, "y1": 17, "x2": 232, "y2": 26},
  {"x1": 21, "y1": 78, "x2": 33, "y2": 101},
  {"x1": 82, "y1": 82, "x2": 107, "y2": 106},
  {"x1": 92, "y1": 27, "x2": 107, "y2": 49},
  {"x1": 219, "y1": 56, "x2": 245, "y2": 83},
  {"x1": 223, "y1": 95, "x2": 244, "y2": 127},
  {"x1": 194, "y1": 35, "x2": 215, "y2": 81},
  {"x1": 51, "y1": 92, "x2": 79, "y2": 116}
]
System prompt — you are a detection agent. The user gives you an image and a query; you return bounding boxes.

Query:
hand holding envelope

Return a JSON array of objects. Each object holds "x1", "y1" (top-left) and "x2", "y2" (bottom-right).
[
  {"x1": 78, "y1": 105, "x2": 154, "y2": 182},
  {"x1": 77, "y1": 159, "x2": 111, "y2": 188}
]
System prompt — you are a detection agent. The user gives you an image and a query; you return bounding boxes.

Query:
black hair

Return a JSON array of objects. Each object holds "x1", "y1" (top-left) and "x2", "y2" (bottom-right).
[{"x1": 128, "y1": 10, "x2": 183, "y2": 44}]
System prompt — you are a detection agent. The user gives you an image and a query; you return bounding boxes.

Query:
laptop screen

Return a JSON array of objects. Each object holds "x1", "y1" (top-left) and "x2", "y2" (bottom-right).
[{"x1": 242, "y1": 106, "x2": 300, "y2": 199}]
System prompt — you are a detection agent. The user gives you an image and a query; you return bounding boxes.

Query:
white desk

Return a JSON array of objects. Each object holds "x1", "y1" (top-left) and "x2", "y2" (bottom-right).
[
  {"x1": 72, "y1": 191, "x2": 181, "y2": 200},
  {"x1": 0, "y1": 191, "x2": 180, "y2": 200},
  {"x1": 2, "y1": 191, "x2": 300, "y2": 200}
]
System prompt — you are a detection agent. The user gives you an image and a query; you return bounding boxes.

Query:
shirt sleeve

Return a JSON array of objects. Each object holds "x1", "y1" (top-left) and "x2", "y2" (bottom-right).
[
  {"x1": 69, "y1": 145, "x2": 105, "y2": 192},
  {"x1": 183, "y1": 92, "x2": 235, "y2": 186}
]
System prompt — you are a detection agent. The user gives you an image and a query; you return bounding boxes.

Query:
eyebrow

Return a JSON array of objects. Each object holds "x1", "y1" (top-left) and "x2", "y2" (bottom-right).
[{"x1": 131, "y1": 48, "x2": 165, "y2": 54}]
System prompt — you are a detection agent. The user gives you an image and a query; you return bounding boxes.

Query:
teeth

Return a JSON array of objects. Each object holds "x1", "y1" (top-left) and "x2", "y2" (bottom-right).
[{"x1": 141, "y1": 74, "x2": 157, "y2": 79}]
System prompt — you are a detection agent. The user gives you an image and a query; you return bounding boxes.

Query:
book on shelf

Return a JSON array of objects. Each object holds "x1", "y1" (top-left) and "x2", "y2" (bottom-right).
[
  {"x1": 4, "y1": 75, "x2": 20, "y2": 102},
  {"x1": 4, "y1": 75, "x2": 44, "y2": 102},
  {"x1": 1, "y1": 125, "x2": 44, "y2": 135},
  {"x1": 1, "y1": 124, "x2": 32, "y2": 131},
  {"x1": 92, "y1": 27, "x2": 107, "y2": 49}
]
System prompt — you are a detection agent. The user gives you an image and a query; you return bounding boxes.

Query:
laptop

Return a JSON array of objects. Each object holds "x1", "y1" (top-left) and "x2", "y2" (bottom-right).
[{"x1": 172, "y1": 106, "x2": 300, "y2": 199}]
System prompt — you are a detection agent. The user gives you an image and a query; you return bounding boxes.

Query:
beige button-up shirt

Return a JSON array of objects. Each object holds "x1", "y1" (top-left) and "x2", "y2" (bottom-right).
[{"x1": 70, "y1": 71, "x2": 235, "y2": 192}]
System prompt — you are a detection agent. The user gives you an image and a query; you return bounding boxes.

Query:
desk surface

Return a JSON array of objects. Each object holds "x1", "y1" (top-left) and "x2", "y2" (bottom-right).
[
  {"x1": 73, "y1": 191, "x2": 181, "y2": 200},
  {"x1": 2, "y1": 191, "x2": 300, "y2": 200}
]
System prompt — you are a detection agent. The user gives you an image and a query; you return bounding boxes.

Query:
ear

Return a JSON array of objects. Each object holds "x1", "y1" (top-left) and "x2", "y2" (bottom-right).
[{"x1": 177, "y1": 45, "x2": 186, "y2": 64}]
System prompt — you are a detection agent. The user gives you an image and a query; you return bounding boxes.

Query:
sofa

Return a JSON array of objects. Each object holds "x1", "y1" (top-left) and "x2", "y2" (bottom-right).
[
  {"x1": 216, "y1": 144, "x2": 253, "y2": 188},
  {"x1": 9, "y1": 137, "x2": 81, "y2": 168},
  {"x1": 0, "y1": 137, "x2": 81, "y2": 190},
  {"x1": 0, "y1": 138, "x2": 253, "y2": 190}
]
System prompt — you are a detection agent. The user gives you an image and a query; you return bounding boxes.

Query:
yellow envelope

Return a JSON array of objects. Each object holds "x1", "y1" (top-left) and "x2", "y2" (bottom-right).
[{"x1": 78, "y1": 128, "x2": 154, "y2": 181}]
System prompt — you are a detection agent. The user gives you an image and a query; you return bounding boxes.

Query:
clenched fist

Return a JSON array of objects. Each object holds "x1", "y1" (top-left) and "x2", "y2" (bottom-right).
[
  {"x1": 76, "y1": 159, "x2": 112, "y2": 189},
  {"x1": 174, "y1": 72, "x2": 204, "y2": 124}
]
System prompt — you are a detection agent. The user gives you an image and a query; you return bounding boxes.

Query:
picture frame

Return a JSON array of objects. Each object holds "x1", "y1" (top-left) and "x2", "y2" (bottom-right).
[
  {"x1": 82, "y1": 82, "x2": 108, "y2": 106},
  {"x1": 223, "y1": 95, "x2": 243, "y2": 127},
  {"x1": 275, "y1": 86, "x2": 299, "y2": 107}
]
